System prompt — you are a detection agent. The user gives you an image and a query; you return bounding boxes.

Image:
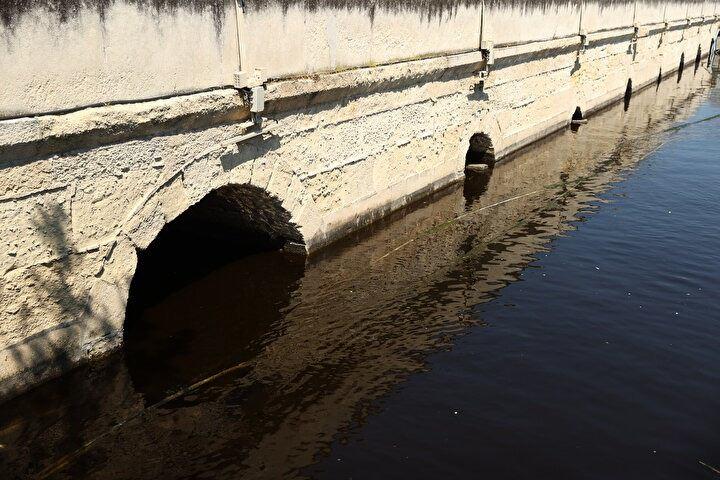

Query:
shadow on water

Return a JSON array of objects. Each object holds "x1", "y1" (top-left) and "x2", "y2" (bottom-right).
[
  {"x1": 125, "y1": 251, "x2": 305, "y2": 403},
  {"x1": 0, "y1": 65, "x2": 718, "y2": 479},
  {"x1": 462, "y1": 168, "x2": 492, "y2": 206}
]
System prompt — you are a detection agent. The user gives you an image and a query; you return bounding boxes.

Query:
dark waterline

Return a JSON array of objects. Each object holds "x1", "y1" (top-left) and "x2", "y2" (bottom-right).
[{"x1": 2, "y1": 66, "x2": 720, "y2": 479}]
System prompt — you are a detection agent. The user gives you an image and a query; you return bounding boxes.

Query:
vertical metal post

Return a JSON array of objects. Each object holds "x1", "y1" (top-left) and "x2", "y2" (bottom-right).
[
  {"x1": 233, "y1": 0, "x2": 248, "y2": 77},
  {"x1": 479, "y1": 0, "x2": 485, "y2": 50}
]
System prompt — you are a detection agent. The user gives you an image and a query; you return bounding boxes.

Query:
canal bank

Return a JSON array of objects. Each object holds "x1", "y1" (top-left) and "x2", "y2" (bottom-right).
[{"x1": 1, "y1": 57, "x2": 718, "y2": 479}]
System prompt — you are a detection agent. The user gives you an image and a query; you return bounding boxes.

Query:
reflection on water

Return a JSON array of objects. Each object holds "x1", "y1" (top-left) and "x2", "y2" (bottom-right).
[{"x1": 1, "y1": 66, "x2": 719, "y2": 479}]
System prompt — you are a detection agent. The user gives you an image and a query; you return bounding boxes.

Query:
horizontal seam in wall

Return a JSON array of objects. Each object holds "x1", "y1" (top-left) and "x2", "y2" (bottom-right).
[
  {"x1": 0, "y1": 85, "x2": 237, "y2": 122},
  {"x1": 2, "y1": 241, "x2": 110, "y2": 277},
  {"x1": 490, "y1": 63, "x2": 575, "y2": 88},
  {"x1": 0, "y1": 183, "x2": 68, "y2": 203}
]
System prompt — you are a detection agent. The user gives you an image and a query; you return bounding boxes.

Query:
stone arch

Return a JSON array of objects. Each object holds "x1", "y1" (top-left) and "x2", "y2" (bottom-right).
[
  {"x1": 570, "y1": 106, "x2": 586, "y2": 132},
  {"x1": 79, "y1": 145, "x2": 319, "y2": 363},
  {"x1": 124, "y1": 181, "x2": 307, "y2": 326},
  {"x1": 156, "y1": 183, "x2": 304, "y2": 251},
  {"x1": 120, "y1": 141, "x2": 319, "y2": 259},
  {"x1": 120, "y1": 181, "x2": 310, "y2": 398}
]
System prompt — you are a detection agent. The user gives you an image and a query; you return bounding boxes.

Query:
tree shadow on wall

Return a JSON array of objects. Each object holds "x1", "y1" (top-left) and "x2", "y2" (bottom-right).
[{"x1": 0, "y1": 202, "x2": 121, "y2": 479}]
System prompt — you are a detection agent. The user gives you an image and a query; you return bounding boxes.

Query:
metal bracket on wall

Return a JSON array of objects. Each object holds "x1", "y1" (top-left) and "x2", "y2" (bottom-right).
[
  {"x1": 234, "y1": 68, "x2": 266, "y2": 90},
  {"x1": 679, "y1": 18, "x2": 692, "y2": 40},
  {"x1": 480, "y1": 40, "x2": 495, "y2": 67},
  {"x1": 474, "y1": 40, "x2": 494, "y2": 90},
  {"x1": 579, "y1": 30, "x2": 590, "y2": 53},
  {"x1": 234, "y1": 69, "x2": 267, "y2": 124},
  {"x1": 630, "y1": 23, "x2": 646, "y2": 57},
  {"x1": 633, "y1": 23, "x2": 648, "y2": 39},
  {"x1": 658, "y1": 21, "x2": 670, "y2": 45},
  {"x1": 249, "y1": 85, "x2": 265, "y2": 118}
]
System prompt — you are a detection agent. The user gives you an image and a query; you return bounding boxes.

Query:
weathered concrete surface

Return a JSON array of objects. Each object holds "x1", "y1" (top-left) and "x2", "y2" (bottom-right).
[
  {"x1": 2, "y1": 1, "x2": 717, "y2": 117},
  {"x1": 0, "y1": 1, "x2": 719, "y2": 400},
  {"x1": 0, "y1": 1, "x2": 238, "y2": 118}
]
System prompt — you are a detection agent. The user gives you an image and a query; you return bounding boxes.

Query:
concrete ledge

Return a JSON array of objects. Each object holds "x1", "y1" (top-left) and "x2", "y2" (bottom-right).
[{"x1": 0, "y1": 90, "x2": 248, "y2": 165}]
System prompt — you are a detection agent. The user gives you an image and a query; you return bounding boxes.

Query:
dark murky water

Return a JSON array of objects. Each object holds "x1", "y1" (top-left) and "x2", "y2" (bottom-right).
[{"x1": 2, "y1": 65, "x2": 720, "y2": 479}]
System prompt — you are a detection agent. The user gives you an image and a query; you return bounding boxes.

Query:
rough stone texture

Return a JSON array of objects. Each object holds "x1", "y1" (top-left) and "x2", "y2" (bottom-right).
[{"x1": 0, "y1": 4, "x2": 718, "y2": 400}]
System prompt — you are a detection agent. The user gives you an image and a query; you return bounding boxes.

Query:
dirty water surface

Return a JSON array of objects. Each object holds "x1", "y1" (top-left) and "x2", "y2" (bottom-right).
[{"x1": 1, "y1": 66, "x2": 720, "y2": 479}]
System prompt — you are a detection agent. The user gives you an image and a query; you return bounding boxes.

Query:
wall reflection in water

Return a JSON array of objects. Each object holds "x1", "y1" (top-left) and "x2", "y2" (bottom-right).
[{"x1": 0, "y1": 66, "x2": 716, "y2": 479}]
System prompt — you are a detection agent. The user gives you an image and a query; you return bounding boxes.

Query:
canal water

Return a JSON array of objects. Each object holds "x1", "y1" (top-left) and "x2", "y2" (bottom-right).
[{"x1": 2, "y1": 64, "x2": 720, "y2": 479}]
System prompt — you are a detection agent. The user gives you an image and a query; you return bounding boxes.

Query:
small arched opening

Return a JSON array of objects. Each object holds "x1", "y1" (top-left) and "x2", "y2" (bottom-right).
[
  {"x1": 677, "y1": 53, "x2": 685, "y2": 83},
  {"x1": 570, "y1": 106, "x2": 585, "y2": 131},
  {"x1": 465, "y1": 132, "x2": 496, "y2": 170},
  {"x1": 124, "y1": 183, "x2": 305, "y2": 401},
  {"x1": 694, "y1": 45, "x2": 702, "y2": 72},
  {"x1": 657, "y1": 68, "x2": 663, "y2": 89},
  {"x1": 623, "y1": 79, "x2": 633, "y2": 111},
  {"x1": 572, "y1": 106, "x2": 584, "y2": 121}
]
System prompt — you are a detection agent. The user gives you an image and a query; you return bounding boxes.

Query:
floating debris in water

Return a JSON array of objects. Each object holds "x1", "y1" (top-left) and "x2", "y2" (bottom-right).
[{"x1": 699, "y1": 460, "x2": 720, "y2": 475}]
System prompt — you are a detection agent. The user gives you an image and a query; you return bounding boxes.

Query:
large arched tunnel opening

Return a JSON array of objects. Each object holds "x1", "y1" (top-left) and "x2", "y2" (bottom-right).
[{"x1": 124, "y1": 184, "x2": 306, "y2": 402}]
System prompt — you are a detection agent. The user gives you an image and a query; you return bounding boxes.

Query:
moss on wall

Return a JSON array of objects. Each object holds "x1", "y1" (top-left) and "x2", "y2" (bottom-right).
[
  {"x1": 0, "y1": 0, "x2": 225, "y2": 27},
  {"x1": 0, "y1": 0, "x2": 708, "y2": 30}
]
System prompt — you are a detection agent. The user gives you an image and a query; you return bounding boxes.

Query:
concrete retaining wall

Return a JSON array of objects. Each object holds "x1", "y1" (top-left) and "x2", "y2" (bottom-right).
[
  {"x1": 0, "y1": 0, "x2": 719, "y2": 400},
  {"x1": 3, "y1": 1, "x2": 718, "y2": 117}
]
